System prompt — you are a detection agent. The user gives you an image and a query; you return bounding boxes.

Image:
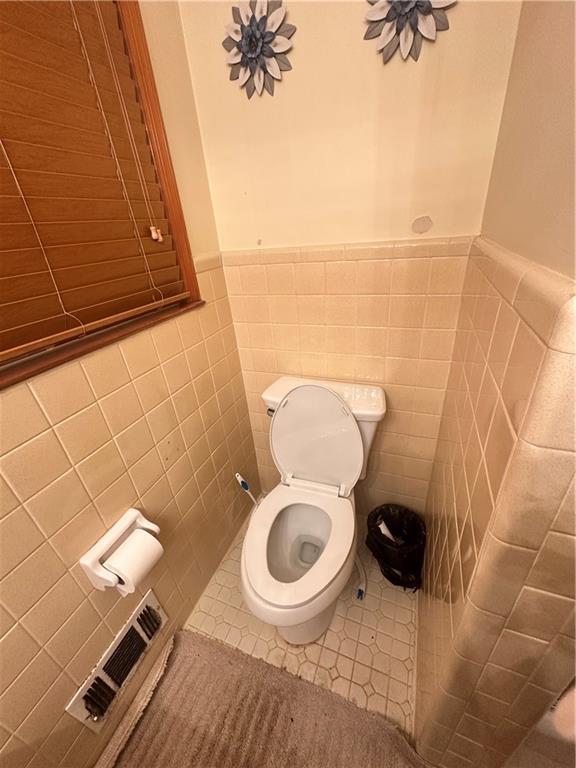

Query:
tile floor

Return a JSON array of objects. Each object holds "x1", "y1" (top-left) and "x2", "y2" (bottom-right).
[{"x1": 185, "y1": 513, "x2": 418, "y2": 738}]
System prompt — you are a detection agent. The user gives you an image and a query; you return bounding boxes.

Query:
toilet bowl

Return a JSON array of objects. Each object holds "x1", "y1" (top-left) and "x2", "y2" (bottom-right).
[{"x1": 240, "y1": 380, "x2": 386, "y2": 644}]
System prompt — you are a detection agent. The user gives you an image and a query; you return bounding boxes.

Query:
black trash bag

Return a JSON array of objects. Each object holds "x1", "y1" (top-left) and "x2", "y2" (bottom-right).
[{"x1": 365, "y1": 504, "x2": 426, "y2": 591}]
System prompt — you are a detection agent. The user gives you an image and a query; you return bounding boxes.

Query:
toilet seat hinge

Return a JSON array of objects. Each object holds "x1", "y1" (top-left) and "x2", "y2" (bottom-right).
[{"x1": 283, "y1": 474, "x2": 340, "y2": 496}]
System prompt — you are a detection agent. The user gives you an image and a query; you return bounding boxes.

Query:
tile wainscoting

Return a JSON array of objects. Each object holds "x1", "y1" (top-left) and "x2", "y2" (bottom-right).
[
  {"x1": 222, "y1": 237, "x2": 472, "y2": 515},
  {"x1": 416, "y1": 237, "x2": 575, "y2": 767},
  {"x1": 0, "y1": 257, "x2": 259, "y2": 768}
]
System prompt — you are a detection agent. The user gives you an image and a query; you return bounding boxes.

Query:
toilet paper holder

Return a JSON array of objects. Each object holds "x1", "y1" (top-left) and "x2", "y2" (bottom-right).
[{"x1": 80, "y1": 508, "x2": 160, "y2": 592}]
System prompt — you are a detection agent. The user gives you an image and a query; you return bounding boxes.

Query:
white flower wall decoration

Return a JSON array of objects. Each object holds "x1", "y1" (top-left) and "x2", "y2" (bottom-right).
[
  {"x1": 364, "y1": 0, "x2": 457, "y2": 63},
  {"x1": 222, "y1": 0, "x2": 296, "y2": 98}
]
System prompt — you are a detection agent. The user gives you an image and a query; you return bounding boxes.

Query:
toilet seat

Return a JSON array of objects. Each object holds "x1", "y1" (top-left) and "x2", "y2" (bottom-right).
[
  {"x1": 270, "y1": 384, "x2": 364, "y2": 498},
  {"x1": 243, "y1": 483, "x2": 355, "y2": 609}
]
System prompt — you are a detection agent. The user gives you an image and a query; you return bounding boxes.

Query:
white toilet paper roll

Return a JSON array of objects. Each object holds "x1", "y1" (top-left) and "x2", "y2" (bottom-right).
[{"x1": 103, "y1": 529, "x2": 163, "y2": 596}]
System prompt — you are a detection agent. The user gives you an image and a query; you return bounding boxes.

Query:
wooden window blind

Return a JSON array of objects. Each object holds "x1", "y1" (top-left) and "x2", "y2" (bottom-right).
[{"x1": 0, "y1": 0, "x2": 201, "y2": 387}]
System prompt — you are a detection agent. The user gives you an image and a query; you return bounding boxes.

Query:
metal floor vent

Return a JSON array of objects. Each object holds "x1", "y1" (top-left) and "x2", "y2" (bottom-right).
[{"x1": 66, "y1": 590, "x2": 167, "y2": 731}]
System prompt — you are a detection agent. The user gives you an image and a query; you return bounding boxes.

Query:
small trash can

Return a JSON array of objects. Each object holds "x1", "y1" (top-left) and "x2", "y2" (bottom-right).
[{"x1": 365, "y1": 504, "x2": 426, "y2": 591}]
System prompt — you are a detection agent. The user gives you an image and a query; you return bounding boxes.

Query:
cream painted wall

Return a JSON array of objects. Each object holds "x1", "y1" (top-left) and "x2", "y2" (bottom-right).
[
  {"x1": 178, "y1": 1, "x2": 521, "y2": 251},
  {"x1": 140, "y1": 0, "x2": 220, "y2": 258},
  {"x1": 483, "y1": 1, "x2": 575, "y2": 278}
]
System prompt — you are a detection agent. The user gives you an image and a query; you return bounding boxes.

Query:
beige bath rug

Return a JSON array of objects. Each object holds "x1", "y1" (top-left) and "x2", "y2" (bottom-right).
[{"x1": 111, "y1": 630, "x2": 425, "y2": 768}]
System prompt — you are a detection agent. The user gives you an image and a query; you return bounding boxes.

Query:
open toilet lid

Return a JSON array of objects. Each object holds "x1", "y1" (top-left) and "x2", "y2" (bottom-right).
[{"x1": 270, "y1": 384, "x2": 363, "y2": 497}]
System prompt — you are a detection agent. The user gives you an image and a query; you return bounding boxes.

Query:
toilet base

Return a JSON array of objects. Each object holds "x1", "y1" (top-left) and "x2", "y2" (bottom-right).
[{"x1": 278, "y1": 601, "x2": 336, "y2": 645}]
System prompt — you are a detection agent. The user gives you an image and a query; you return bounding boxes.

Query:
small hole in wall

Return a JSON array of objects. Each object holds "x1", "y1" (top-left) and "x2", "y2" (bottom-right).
[
  {"x1": 257, "y1": 238, "x2": 262, "y2": 245},
  {"x1": 412, "y1": 215, "x2": 433, "y2": 234}
]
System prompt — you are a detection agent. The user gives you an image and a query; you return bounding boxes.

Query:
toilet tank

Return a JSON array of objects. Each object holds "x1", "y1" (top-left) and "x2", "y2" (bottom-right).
[{"x1": 261, "y1": 376, "x2": 386, "y2": 480}]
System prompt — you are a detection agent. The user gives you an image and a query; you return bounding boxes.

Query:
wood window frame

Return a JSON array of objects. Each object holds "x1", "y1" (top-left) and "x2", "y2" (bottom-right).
[{"x1": 0, "y1": 0, "x2": 203, "y2": 391}]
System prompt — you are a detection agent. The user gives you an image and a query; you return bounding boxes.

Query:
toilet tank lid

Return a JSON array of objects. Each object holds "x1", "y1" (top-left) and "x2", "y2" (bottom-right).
[{"x1": 262, "y1": 376, "x2": 386, "y2": 422}]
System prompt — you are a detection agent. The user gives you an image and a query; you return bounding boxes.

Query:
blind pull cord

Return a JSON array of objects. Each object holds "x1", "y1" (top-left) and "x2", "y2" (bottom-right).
[
  {"x1": 69, "y1": 0, "x2": 163, "y2": 302},
  {"x1": 93, "y1": 1, "x2": 163, "y2": 244},
  {"x1": 0, "y1": 140, "x2": 86, "y2": 336}
]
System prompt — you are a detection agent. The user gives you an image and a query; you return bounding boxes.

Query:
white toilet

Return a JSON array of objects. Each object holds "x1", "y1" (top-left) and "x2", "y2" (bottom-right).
[{"x1": 241, "y1": 377, "x2": 386, "y2": 645}]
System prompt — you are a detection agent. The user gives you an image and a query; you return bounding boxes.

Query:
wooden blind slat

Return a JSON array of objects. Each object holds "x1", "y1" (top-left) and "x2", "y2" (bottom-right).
[
  {"x1": 0, "y1": 1, "x2": 196, "y2": 374},
  {"x1": 0, "y1": 168, "x2": 162, "y2": 202},
  {"x1": 72, "y1": 287, "x2": 188, "y2": 325},
  {"x1": 0, "y1": 248, "x2": 48, "y2": 278},
  {"x1": 43, "y1": 235, "x2": 175, "y2": 268},
  {"x1": 0, "y1": 4, "x2": 82, "y2": 53},
  {"x1": 1, "y1": 139, "x2": 156, "y2": 184},
  {"x1": 0, "y1": 81, "x2": 148, "y2": 144},
  {"x1": 0, "y1": 23, "x2": 140, "y2": 107},
  {"x1": 26, "y1": 197, "x2": 166, "y2": 223},
  {"x1": 0, "y1": 111, "x2": 153, "y2": 164},
  {"x1": 34, "y1": 218, "x2": 170, "y2": 247},
  {"x1": 0, "y1": 51, "x2": 97, "y2": 108}
]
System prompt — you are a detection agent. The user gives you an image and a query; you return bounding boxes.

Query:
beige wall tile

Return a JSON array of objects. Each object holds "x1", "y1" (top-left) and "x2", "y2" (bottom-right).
[
  {"x1": 453, "y1": 602, "x2": 505, "y2": 664},
  {"x1": 0, "y1": 650, "x2": 60, "y2": 732},
  {"x1": 530, "y1": 633, "x2": 575, "y2": 692},
  {"x1": 0, "y1": 624, "x2": 39, "y2": 695},
  {"x1": 429, "y1": 258, "x2": 467, "y2": 295},
  {"x1": 0, "y1": 735, "x2": 35, "y2": 768},
  {"x1": 0, "y1": 543, "x2": 66, "y2": 619},
  {"x1": 526, "y1": 532, "x2": 575, "y2": 599},
  {"x1": 469, "y1": 535, "x2": 535, "y2": 617},
  {"x1": 469, "y1": 463, "x2": 493, "y2": 547},
  {"x1": 46, "y1": 599, "x2": 100, "y2": 667},
  {"x1": 0, "y1": 476, "x2": 19, "y2": 521},
  {"x1": 326, "y1": 261, "x2": 357, "y2": 294},
  {"x1": 30, "y1": 363, "x2": 94, "y2": 424},
  {"x1": 484, "y1": 401, "x2": 515, "y2": 500},
  {"x1": 0, "y1": 508, "x2": 43, "y2": 580},
  {"x1": 65, "y1": 623, "x2": 114, "y2": 686},
  {"x1": 134, "y1": 368, "x2": 169, "y2": 412},
  {"x1": 119, "y1": 332, "x2": 160, "y2": 379},
  {"x1": 507, "y1": 684, "x2": 556, "y2": 729},
  {"x1": 500, "y1": 321, "x2": 545, "y2": 432},
  {"x1": 487, "y1": 302, "x2": 518, "y2": 387},
  {"x1": 15, "y1": 673, "x2": 76, "y2": 751},
  {"x1": 513, "y1": 267, "x2": 574, "y2": 344},
  {"x1": 81, "y1": 345, "x2": 131, "y2": 399},
  {"x1": 268, "y1": 296, "x2": 299, "y2": 325},
  {"x1": 1, "y1": 431, "x2": 71, "y2": 502},
  {"x1": 490, "y1": 719, "x2": 529, "y2": 754},
  {"x1": 55, "y1": 405, "x2": 112, "y2": 464},
  {"x1": 476, "y1": 663, "x2": 526, "y2": 704},
  {"x1": 151, "y1": 320, "x2": 183, "y2": 363},
  {"x1": 20, "y1": 573, "x2": 84, "y2": 645},
  {"x1": 163, "y1": 353, "x2": 191, "y2": 395},
  {"x1": 177, "y1": 311, "x2": 203, "y2": 348},
  {"x1": 389, "y1": 296, "x2": 427, "y2": 328},
  {"x1": 0, "y1": 386, "x2": 49, "y2": 455},
  {"x1": 489, "y1": 629, "x2": 548, "y2": 677},
  {"x1": 552, "y1": 481, "x2": 575, "y2": 536},
  {"x1": 100, "y1": 383, "x2": 143, "y2": 434},
  {"x1": 115, "y1": 417, "x2": 154, "y2": 468},
  {"x1": 0, "y1": 605, "x2": 15, "y2": 640},
  {"x1": 391, "y1": 259, "x2": 430, "y2": 295},
  {"x1": 76, "y1": 441, "x2": 125, "y2": 498},
  {"x1": 356, "y1": 260, "x2": 390, "y2": 294},
  {"x1": 425, "y1": 297, "x2": 461, "y2": 329},
  {"x1": 521, "y1": 349, "x2": 575, "y2": 451},
  {"x1": 492, "y1": 441, "x2": 574, "y2": 549},
  {"x1": 50, "y1": 505, "x2": 105, "y2": 568},
  {"x1": 94, "y1": 473, "x2": 138, "y2": 527},
  {"x1": 266, "y1": 264, "x2": 295, "y2": 295},
  {"x1": 506, "y1": 587, "x2": 573, "y2": 641},
  {"x1": 239, "y1": 265, "x2": 267, "y2": 295},
  {"x1": 295, "y1": 262, "x2": 325, "y2": 294}
]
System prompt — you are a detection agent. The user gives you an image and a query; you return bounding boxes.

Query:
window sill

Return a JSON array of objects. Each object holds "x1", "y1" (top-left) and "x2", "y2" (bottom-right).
[{"x1": 0, "y1": 299, "x2": 205, "y2": 391}]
